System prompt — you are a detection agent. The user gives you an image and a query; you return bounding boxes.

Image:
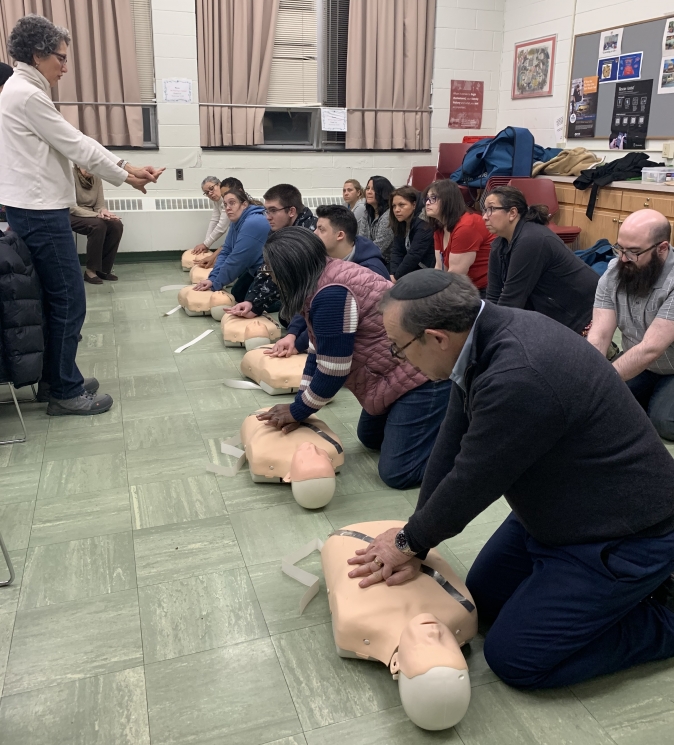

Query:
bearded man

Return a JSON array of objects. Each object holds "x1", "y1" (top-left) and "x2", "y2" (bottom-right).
[{"x1": 587, "y1": 209, "x2": 674, "y2": 440}]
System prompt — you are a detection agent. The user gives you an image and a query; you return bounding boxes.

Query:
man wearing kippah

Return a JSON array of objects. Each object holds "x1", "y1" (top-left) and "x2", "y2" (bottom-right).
[{"x1": 348, "y1": 268, "x2": 674, "y2": 690}]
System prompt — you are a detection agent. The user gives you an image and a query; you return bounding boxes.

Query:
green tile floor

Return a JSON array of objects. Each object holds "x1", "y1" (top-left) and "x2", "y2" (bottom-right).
[{"x1": 0, "y1": 261, "x2": 673, "y2": 744}]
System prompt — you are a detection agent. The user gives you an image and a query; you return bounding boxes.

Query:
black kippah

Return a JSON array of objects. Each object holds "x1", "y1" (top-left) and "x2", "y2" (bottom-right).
[{"x1": 389, "y1": 269, "x2": 454, "y2": 300}]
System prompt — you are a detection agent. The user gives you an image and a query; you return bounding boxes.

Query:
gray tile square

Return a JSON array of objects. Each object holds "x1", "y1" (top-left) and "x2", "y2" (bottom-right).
[
  {"x1": 38, "y1": 453, "x2": 128, "y2": 500},
  {"x1": 0, "y1": 465, "x2": 41, "y2": 504},
  {"x1": 145, "y1": 638, "x2": 301, "y2": 745},
  {"x1": 19, "y1": 532, "x2": 136, "y2": 610},
  {"x1": 138, "y1": 568, "x2": 267, "y2": 663},
  {"x1": 4, "y1": 590, "x2": 143, "y2": 695},
  {"x1": 133, "y1": 516, "x2": 243, "y2": 586},
  {"x1": 0, "y1": 501, "x2": 35, "y2": 550}
]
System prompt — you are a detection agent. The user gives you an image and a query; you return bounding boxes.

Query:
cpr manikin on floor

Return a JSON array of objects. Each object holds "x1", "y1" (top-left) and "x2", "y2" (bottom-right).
[{"x1": 287, "y1": 520, "x2": 478, "y2": 730}]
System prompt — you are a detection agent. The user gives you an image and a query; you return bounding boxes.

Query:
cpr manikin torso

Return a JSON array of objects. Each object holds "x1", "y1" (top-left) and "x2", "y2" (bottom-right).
[
  {"x1": 181, "y1": 248, "x2": 203, "y2": 271},
  {"x1": 222, "y1": 314, "x2": 281, "y2": 350},
  {"x1": 189, "y1": 265, "x2": 210, "y2": 284},
  {"x1": 239, "y1": 347, "x2": 307, "y2": 394},
  {"x1": 239, "y1": 410, "x2": 344, "y2": 507},
  {"x1": 178, "y1": 287, "x2": 234, "y2": 318},
  {"x1": 322, "y1": 521, "x2": 478, "y2": 730}
]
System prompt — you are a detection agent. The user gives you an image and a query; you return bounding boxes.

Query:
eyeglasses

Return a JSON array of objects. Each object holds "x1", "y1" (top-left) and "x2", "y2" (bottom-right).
[
  {"x1": 390, "y1": 331, "x2": 424, "y2": 360},
  {"x1": 611, "y1": 242, "x2": 662, "y2": 262},
  {"x1": 481, "y1": 206, "x2": 509, "y2": 217},
  {"x1": 202, "y1": 184, "x2": 218, "y2": 196},
  {"x1": 425, "y1": 195, "x2": 438, "y2": 204},
  {"x1": 52, "y1": 52, "x2": 68, "y2": 66},
  {"x1": 264, "y1": 206, "x2": 291, "y2": 216}
]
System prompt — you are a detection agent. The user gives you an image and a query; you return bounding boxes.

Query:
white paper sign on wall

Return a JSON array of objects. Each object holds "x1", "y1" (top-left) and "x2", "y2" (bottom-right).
[
  {"x1": 162, "y1": 78, "x2": 193, "y2": 104},
  {"x1": 321, "y1": 108, "x2": 347, "y2": 132}
]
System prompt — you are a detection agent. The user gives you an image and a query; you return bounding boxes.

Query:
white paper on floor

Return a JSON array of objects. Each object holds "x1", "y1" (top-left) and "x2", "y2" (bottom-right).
[
  {"x1": 206, "y1": 436, "x2": 247, "y2": 477},
  {"x1": 163, "y1": 305, "x2": 182, "y2": 316},
  {"x1": 159, "y1": 284, "x2": 191, "y2": 291},
  {"x1": 173, "y1": 328, "x2": 213, "y2": 353},
  {"x1": 223, "y1": 378, "x2": 263, "y2": 390},
  {"x1": 281, "y1": 538, "x2": 325, "y2": 613}
]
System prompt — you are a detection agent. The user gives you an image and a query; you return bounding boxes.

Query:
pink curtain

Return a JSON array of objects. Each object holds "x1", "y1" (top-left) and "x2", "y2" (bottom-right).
[
  {"x1": 0, "y1": 0, "x2": 144, "y2": 147},
  {"x1": 196, "y1": 0, "x2": 279, "y2": 147},
  {"x1": 346, "y1": 0, "x2": 436, "y2": 150}
]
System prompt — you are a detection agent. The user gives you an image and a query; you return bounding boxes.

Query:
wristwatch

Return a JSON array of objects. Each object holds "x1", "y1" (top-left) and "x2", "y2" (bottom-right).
[
  {"x1": 116, "y1": 159, "x2": 128, "y2": 170},
  {"x1": 395, "y1": 528, "x2": 416, "y2": 557}
]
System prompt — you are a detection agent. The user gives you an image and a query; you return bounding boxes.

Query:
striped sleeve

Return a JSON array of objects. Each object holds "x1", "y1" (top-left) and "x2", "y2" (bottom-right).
[{"x1": 289, "y1": 286, "x2": 357, "y2": 421}]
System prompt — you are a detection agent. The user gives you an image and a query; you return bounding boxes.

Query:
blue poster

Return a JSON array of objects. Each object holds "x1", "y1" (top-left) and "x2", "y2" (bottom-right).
[
  {"x1": 618, "y1": 52, "x2": 643, "y2": 81},
  {"x1": 597, "y1": 56, "x2": 619, "y2": 83}
]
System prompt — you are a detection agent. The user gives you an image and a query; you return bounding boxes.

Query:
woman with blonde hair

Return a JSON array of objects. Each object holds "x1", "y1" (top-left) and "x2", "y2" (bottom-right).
[{"x1": 343, "y1": 178, "x2": 366, "y2": 223}]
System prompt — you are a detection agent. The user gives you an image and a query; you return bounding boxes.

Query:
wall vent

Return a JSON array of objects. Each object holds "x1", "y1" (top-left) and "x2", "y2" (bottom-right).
[
  {"x1": 105, "y1": 198, "x2": 144, "y2": 212},
  {"x1": 155, "y1": 198, "x2": 212, "y2": 211}
]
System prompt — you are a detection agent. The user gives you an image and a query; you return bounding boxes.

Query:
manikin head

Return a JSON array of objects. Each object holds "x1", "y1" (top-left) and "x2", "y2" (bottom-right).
[
  {"x1": 315, "y1": 204, "x2": 358, "y2": 259},
  {"x1": 393, "y1": 613, "x2": 470, "y2": 730},
  {"x1": 380, "y1": 270, "x2": 481, "y2": 381},
  {"x1": 615, "y1": 209, "x2": 671, "y2": 297},
  {"x1": 264, "y1": 184, "x2": 305, "y2": 231},
  {"x1": 285, "y1": 442, "x2": 335, "y2": 508}
]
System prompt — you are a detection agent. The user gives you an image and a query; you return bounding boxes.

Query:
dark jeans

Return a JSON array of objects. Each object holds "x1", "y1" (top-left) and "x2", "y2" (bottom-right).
[
  {"x1": 357, "y1": 379, "x2": 452, "y2": 490},
  {"x1": 466, "y1": 513, "x2": 674, "y2": 689},
  {"x1": 70, "y1": 215, "x2": 123, "y2": 273},
  {"x1": 626, "y1": 369, "x2": 674, "y2": 441},
  {"x1": 231, "y1": 271, "x2": 255, "y2": 303},
  {"x1": 5, "y1": 207, "x2": 85, "y2": 399}
]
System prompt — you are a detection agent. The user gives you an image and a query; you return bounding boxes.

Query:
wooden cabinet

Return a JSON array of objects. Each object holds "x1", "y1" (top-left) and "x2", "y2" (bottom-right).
[
  {"x1": 621, "y1": 191, "x2": 674, "y2": 218},
  {"x1": 572, "y1": 207, "x2": 620, "y2": 250},
  {"x1": 574, "y1": 187, "x2": 623, "y2": 211},
  {"x1": 555, "y1": 183, "x2": 577, "y2": 205},
  {"x1": 555, "y1": 204, "x2": 575, "y2": 227}
]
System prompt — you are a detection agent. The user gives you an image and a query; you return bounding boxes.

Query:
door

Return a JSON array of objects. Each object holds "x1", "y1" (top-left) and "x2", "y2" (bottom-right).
[{"x1": 572, "y1": 207, "x2": 620, "y2": 250}]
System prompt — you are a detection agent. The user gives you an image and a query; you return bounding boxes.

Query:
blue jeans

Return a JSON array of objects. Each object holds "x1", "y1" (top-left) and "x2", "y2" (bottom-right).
[
  {"x1": 466, "y1": 513, "x2": 674, "y2": 689},
  {"x1": 5, "y1": 207, "x2": 85, "y2": 399},
  {"x1": 626, "y1": 370, "x2": 674, "y2": 441},
  {"x1": 357, "y1": 379, "x2": 452, "y2": 490}
]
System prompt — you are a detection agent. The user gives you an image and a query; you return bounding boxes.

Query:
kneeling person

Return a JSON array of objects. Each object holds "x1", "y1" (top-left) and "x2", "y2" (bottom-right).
[{"x1": 258, "y1": 227, "x2": 451, "y2": 490}]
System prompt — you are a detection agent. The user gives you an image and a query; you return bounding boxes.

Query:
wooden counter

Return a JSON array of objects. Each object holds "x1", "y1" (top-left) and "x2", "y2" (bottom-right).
[{"x1": 540, "y1": 175, "x2": 674, "y2": 250}]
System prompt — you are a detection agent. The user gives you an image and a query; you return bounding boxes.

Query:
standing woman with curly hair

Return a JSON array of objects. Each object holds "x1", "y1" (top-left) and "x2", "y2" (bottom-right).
[{"x1": 0, "y1": 15, "x2": 164, "y2": 416}]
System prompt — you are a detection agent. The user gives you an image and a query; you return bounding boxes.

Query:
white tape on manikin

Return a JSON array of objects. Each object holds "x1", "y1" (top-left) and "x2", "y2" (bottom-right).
[{"x1": 173, "y1": 329, "x2": 213, "y2": 353}]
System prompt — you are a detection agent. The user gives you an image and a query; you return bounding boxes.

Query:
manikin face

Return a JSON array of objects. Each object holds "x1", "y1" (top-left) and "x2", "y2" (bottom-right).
[
  {"x1": 287, "y1": 442, "x2": 334, "y2": 482},
  {"x1": 315, "y1": 217, "x2": 344, "y2": 256},
  {"x1": 382, "y1": 301, "x2": 459, "y2": 381},
  {"x1": 202, "y1": 181, "x2": 221, "y2": 202},
  {"x1": 265, "y1": 198, "x2": 297, "y2": 231},
  {"x1": 482, "y1": 194, "x2": 518, "y2": 237},
  {"x1": 35, "y1": 41, "x2": 68, "y2": 87},
  {"x1": 392, "y1": 196, "x2": 415, "y2": 224},
  {"x1": 398, "y1": 614, "x2": 461, "y2": 675},
  {"x1": 343, "y1": 182, "x2": 359, "y2": 207},
  {"x1": 224, "y1": 194, "x2": 247, "y2": 222}
]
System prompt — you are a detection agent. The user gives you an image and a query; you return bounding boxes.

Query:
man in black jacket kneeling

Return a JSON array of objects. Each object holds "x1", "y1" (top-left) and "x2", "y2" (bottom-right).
[{"x1": 348, "y1": 269, "x2": 674, "y2": 690}]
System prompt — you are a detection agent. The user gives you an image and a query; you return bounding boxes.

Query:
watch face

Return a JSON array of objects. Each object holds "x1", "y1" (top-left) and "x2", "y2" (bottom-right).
[{"x1": 395, "y1": 531, "x2": 407, "y2": 551}]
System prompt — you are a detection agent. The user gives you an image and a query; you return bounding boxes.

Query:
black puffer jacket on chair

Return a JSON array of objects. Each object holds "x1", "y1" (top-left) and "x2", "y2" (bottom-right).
[{"x1": 0, "y1": 230, "x2": 44, "y2": 387}]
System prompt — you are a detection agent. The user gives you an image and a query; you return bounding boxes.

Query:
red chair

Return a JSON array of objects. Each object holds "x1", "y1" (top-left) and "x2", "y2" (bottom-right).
[
  {"x1": 406, "y1": 166, "x2": 439, "y2": 192},
  {"x1": 508, "y1": 178, "x2": 581, "y2": 246},
  {"x1": 437, "y1": 143, "x2": 471, "y2": 178},
  {"x1": 462, "y1": 135, "x2": 492, "y2": 143}
]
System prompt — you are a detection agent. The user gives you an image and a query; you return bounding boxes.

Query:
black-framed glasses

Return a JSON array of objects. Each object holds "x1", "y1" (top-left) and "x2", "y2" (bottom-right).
[
  {"x1": 481, "y1": 206, "x2": 509, "y2": 217},
  {"x1": 202, "y1": 184, "x2": 218, "y2": 196},
  {"x1": 52, "y1": 52, "x2": 68, "y2": 66},
  {"x1": 264, "y1": 206, "x2": 291, "y2": 216},
  {"x1": 611, "y1": 242, "x2": 662, "y2": 262},
  {"x1": 425, "y1": 195, "x2": 438, "y2": 204},
  {"x1": 390, "y1": 331, "x2": 424, "y2": 360}
]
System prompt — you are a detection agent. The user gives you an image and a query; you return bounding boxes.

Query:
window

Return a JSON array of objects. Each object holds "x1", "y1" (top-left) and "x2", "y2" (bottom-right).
[{"x1": 130, "y1": 0, "x2": 158, "y2": 147}]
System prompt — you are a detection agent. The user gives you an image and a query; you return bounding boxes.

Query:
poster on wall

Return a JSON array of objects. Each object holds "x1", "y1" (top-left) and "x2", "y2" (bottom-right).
[
  {"x1": 662, "y1": 18, "x2": 674, "y2": 53},
  {"x1": 609, "y1": 79, "x2": 653, "y2": 150},
  {"x1": 597, "y1": 56, "x2": 619, "y2": 83},
  {"x1": 568, "y1": 76, "x2": 599, "y2": 138},
  {"x1": 598, "y1": 28, "x2": 623, "y2": 58},
  {"x1": 512, "y1": 35, "x2": 556, "y2": 99},
  {"x1": 658, "y1": 56, "x2": 674, "y2": 93},
  {"x1": 449, "y1": 80, "x2": 484, "y2": 128},
  {"x1": 618, "y1": 52, "x2": 643, "y2": 81}
]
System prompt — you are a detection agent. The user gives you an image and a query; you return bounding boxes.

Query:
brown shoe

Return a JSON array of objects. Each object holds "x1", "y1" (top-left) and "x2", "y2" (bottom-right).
[
  {"x1": 84, "y1": 273, "x2": 103, "y2": 285},
  {"x1": 96, "y1": 271, "x2": 118, "y2": 281}
]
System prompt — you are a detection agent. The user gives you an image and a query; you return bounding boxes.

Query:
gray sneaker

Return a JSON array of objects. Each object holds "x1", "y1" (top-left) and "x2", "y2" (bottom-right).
[
  {"x1": 46, "y1": 391, "x2": 113, "y2": 416},
  {"x1": 37, "y1": 377, "x2": 100, "y2": 403}
]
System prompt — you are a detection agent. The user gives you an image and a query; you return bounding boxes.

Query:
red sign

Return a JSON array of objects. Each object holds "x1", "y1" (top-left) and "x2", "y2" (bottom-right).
[{"x1": 449, "y1": 80, "x2": 484, "y2": 129}]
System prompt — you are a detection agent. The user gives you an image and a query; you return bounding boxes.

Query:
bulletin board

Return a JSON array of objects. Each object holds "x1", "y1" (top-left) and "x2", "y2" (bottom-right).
[{"x1": 570, "y1": 14, "x2": 674, "y2": 138}]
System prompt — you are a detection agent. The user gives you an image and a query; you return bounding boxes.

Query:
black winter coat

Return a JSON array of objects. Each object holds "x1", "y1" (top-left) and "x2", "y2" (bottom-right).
[
  {"x1": 389, "y1": 212, "x2": 435, "y2": 280},
  {"x1": 0, "y1": 230, "x2": 44, "y2": 386}
]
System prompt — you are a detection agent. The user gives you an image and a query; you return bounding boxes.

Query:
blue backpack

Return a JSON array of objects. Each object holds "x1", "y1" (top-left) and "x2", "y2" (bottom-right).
[
  {"x1": 574, "y1": 239, "x2": 614, "y2": 276},
  {"x1": 450, "y1": 127, "x2": 557, "y2": 188}
]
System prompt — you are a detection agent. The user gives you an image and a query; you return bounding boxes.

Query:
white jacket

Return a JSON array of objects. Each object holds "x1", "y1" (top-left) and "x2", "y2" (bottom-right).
[
  {"x1": 0, "y1": 63, "x2": 128, "y2": 210},
  {"x1": 204, "y1": 197, "x2": 230, "y2": 248}
]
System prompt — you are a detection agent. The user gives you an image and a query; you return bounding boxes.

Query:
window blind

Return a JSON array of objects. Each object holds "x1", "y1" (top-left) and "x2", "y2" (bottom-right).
[
  {"x1": 130, "y1": 0, "x2": 156, "y2": 103},
  {"x1": 267, "y1": 0, "x2": 319, "y2": 107}
]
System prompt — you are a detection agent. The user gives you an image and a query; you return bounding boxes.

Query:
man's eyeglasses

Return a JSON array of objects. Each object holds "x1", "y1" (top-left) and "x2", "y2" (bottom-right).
[
  {"x1": 425, "y1": 195, "x2": 438, "y2": 204},
  {"x1": 264, "y1": 206, "x2": 291, "y2": 216},
  {"x1": 52, "y1": 52, "x2": 68, "y2": 66},
  {"x1": 611, "y1": 242, "x2": 662, "y2": 262},
  {"x1": 390, "y1": 331, "x2": 424, "y2": 360},
  {"x1": 481, "y1": 206, "x2": 509, "y2": 217}
]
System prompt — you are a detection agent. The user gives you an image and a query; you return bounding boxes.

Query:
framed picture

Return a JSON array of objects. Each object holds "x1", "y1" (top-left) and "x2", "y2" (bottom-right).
[{"x1": 512, "y1": 35, "x2": 557, "y2": 99}]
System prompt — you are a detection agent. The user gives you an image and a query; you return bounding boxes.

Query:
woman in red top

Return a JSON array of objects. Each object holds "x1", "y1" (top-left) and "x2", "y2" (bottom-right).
[{"x1": 423, "y1": 179, "x2": 494, "y2": 296}]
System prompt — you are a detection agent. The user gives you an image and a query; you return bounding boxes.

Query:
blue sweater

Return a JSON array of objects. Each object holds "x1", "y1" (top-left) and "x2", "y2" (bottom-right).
[
  {"x1": 286, "y1": 236, "x2": 389, "y2": 351},
  {"x1": 208, "y1": 204, "x2": 270, "y2": 291}
]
